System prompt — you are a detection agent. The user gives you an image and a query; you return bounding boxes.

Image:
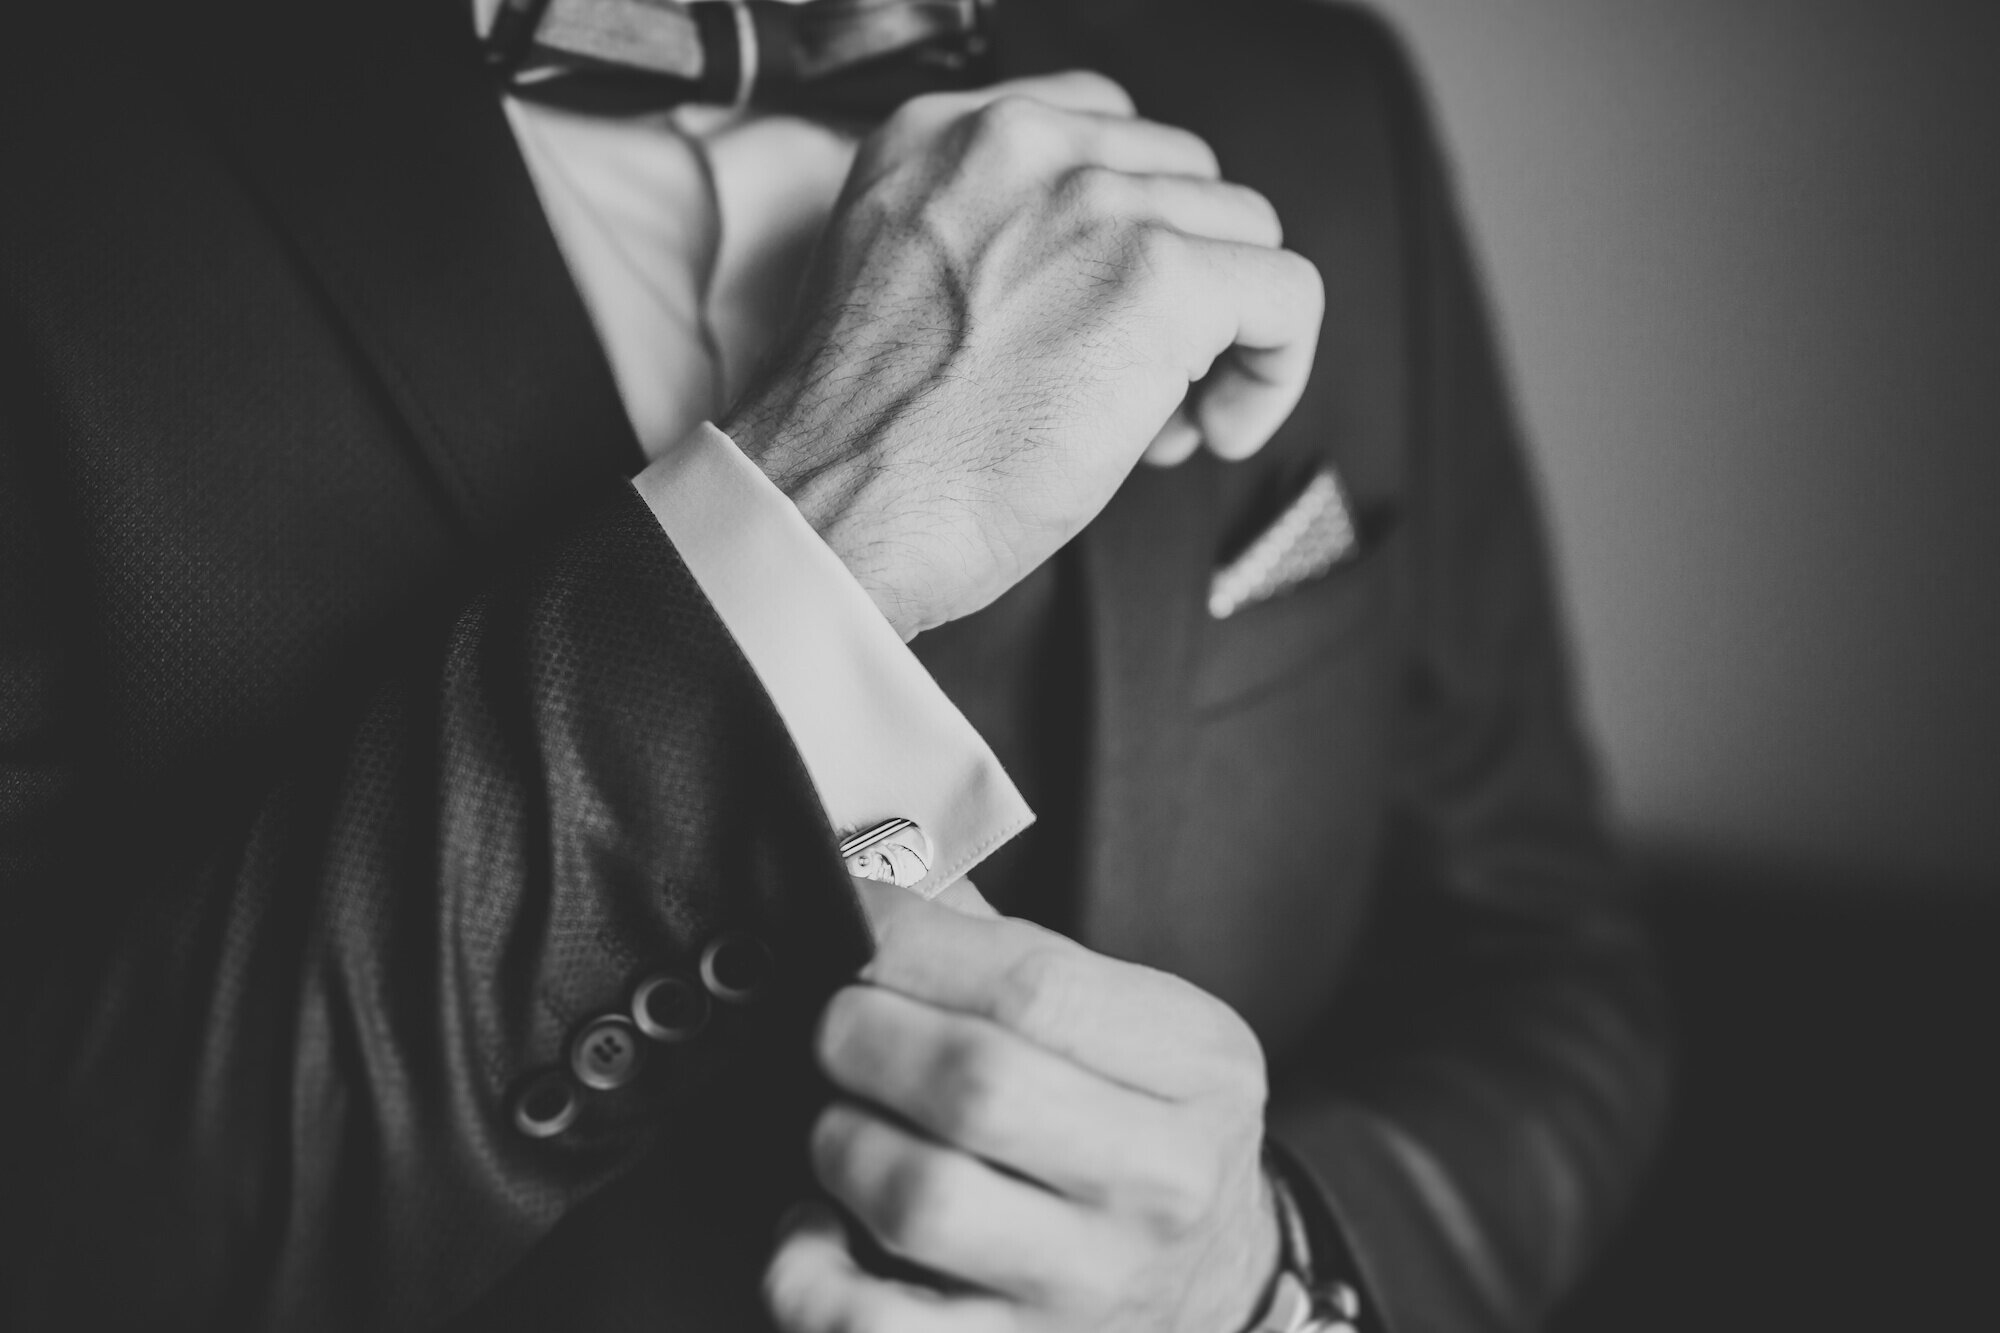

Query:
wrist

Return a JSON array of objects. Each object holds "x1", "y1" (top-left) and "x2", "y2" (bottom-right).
[
  {"x1": 722, "y1": 396, "x2": 928, "y2": 640},
  {"x1": 1246, "y1": 1142, "x2": 1370, "y2": 1333},
  {"x1": 1231, "y1": 1163, "x2": 1289, "y2": 1333}
]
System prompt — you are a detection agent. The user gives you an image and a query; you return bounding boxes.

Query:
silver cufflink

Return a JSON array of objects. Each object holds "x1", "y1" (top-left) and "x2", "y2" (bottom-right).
[{"x1": 839, "y1": 818, "x2": 933, "y2": 889}]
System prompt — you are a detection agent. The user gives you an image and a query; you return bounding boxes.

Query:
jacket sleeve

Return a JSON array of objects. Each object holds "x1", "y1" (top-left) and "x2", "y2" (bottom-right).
[
  {"x1": 1264, "y1": 22, "x2": 1674, "y2": 1333},
  {"x1": 0, "y1": 402, "x2": 870, "y2": 1332}
]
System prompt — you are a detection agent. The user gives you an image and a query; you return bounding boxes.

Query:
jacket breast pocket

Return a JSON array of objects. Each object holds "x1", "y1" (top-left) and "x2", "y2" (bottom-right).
[{"x1": 1192, "y1": 533, "x2": 1396, "y2": 715}]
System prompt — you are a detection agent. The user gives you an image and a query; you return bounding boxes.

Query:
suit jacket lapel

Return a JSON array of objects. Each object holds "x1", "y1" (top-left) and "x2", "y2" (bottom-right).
[
  {"x1": 184, "y1": 0, "x2": 1398, "y2": 958},
  {"x1": 188, "y1": 0, "x2": 642, "y2": 546},
  {"x1": 1002, "y1": 0, "x2": 1412, "y2": 952},
  {"x1": 1069, "y1": 460, "x2": 1216, "y2": 959},
  {"x1": 982, "y1": 1, "x2": 1208, "y2": 955}
]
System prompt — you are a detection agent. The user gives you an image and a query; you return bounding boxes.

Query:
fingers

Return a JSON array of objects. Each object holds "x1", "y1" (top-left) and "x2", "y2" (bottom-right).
[
  {"x1": 1035, "y1": 141, "x2": 1313, "y2": 466},
  {"x1": 1138, "y1": 239, "x2": 1322, "y2": 465},
  {"x1": 964, "y1": 69, "x2": 1138, "y2": 118},
  {"x1": 765, "y1": 1201, "x2": 1016, "y2": 1333},
  {"x1": 971, "y1": 75, "x2": 1216, "y2": 178},
  {"x1": 877, "y1": 69, "x2": 1318, "y2": 471},
  {"x1": 809, "y1": 1101, "x2": 1102, "y2": 1301},
  {"x1": 1171, "y1": 238, "x2": 1326, "y2": 460},
  {"x1": 1063, "y1": 114, "x2": 1222, "y2": 179},
  {"x1": 1091, "y1": 177, "x2": 1307, "y2": 466},
  {"x1": 904, "y1": 76, "x2": 1215, "y2": 179},
  {"x1": 946, "y1": 95, "x2": 1220, "y2": 183},
  {"x1": 862, "y1": 899, "x2": 1262, "y2": 1099},
  {"x1": 816, "y1": 984, "x2": 1184, "y2": 1200},
  {"x1": 1142, "y1": 406, "x2": 1203, "y2": 466},
  {"x1": 1066, "y1": 170, "x2": 1280, "y2": 246}
]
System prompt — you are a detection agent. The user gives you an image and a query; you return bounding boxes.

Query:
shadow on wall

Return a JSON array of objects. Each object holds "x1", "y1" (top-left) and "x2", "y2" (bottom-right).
[
  {"x1": 1550, "y1": 842, "x2": 1998, "y2": 1332},
  {"x1": 1377, "y1": 0, "x2": 2000, "y2": 894},
  {"x1": 1353, "y1": 9, "x2": 2000, "y2": 1323}
]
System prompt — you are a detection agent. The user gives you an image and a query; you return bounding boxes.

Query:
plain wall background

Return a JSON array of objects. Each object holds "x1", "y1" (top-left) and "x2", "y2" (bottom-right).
[{"x1": 1376, "y1": 0, "x2": 2000, "y2": 893}]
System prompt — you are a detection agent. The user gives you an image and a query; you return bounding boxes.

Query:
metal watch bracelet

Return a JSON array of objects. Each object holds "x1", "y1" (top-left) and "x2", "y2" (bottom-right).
[{"x1": 1244, "y1": 1143, "x2": 1372, "y2": 1333}]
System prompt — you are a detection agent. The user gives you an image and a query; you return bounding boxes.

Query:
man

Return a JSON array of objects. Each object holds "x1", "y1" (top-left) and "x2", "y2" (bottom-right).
[{"x1": 0, "y1": 0, "x2": 1670, "y2": 1330}]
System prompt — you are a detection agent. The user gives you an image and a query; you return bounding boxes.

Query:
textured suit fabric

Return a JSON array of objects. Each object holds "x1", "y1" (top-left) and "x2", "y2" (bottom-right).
[
  {"x1": 914, "y1": 558, "x2": 1084, "y2": 926},
  {"x1": 0, "y1": 0, "x2": 1670, "y2": 1330}
]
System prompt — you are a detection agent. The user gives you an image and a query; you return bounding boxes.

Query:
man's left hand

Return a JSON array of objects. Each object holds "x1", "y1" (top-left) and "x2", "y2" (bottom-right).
[{"x1": 765, "y1": 897, "x2": 1280, "y2": 1333}]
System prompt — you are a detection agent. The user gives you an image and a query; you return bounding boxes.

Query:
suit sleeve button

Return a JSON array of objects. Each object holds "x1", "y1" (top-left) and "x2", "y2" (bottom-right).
[
  {"x1": 512, "y1": 1071, "x2": 580, "y2": 1139},
  {"x1": 699, "y1": 932, "x2": 773, "y2": 1004},
  {"x1": 570, "y1": 1015, "x2": 645, "y2": 1090},
  {"x1": 632, "y1": 972, "x2": 712, "y2": 1042}
]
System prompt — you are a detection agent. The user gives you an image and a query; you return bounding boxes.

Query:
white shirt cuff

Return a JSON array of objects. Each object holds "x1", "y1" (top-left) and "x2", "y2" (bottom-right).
[{"x1": 632, "y1": 421, "x2": 1034, "y2": 898}]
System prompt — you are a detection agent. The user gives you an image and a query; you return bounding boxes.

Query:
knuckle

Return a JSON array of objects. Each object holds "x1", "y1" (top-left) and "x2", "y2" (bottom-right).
[
  {"x1": 1283, "y1": 248, "x2": 1326, "y2": 308},
  {"x1": 808, "y1": 1104, "x2": 861, "y2": 1185},
  {"x1": 1118, "y1": 221, "x2": 1183, "y2": 288},
  {"x1": 1232, "y1": 182, "x2": 1284, "y2": 241},
  {"x1": 1235, "y1": 1029, "x2": 1272, "y2": 1094},
  {"x1": 991, "y1": 942, "x2": 1079, "y2": 1034},
  {"x1": 972, "y1": 94, "x2": 1044, "y2": 150},
  {"x1": 1059, "y1": 164, "x2": 1131, "y2": 218},
  {"x1": 811, "y1": 985, "x2": 866, "y2": 1074},
  {"x1": 1140, "y1": 1150, "x2": 1217, "y2": 1238},
  {"x1": 1140, "y1": 218, "x2": 1185, "y2": 262},
  {"x1": 1072, "y1": 69, "x2": 1137, "y2": 115},
  {"x1": 929, "y1": 1030, "x2": 1009, "y2": 1141},
  {"x1": 1212, "y1": 1007, "x2": 1272, "y2": 1096},
  {"x1": 895, "y1": 89, "x2": 958, "y2": 125},
  {"x1": 875, "y1": 1154, "x2": 958, "y2": 1251},
  {"x1": 1179, "y1": 983, "x2": 1270, "y2": 1097},
  {"x1": 885, "y1": 88, "x2": 974, "y2": 146},
  {"x1": 1164, "y1": 124, "x2": 1222, "y2": 177},
  {"x1": 868, "y1": 97, "x2": 946, "y2": 167}
]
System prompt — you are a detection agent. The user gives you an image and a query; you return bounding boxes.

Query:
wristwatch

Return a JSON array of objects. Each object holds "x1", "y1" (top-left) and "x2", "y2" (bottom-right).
[{"x1": 1243, "y1": 1144, "x2": 1374, "y2": 1333}]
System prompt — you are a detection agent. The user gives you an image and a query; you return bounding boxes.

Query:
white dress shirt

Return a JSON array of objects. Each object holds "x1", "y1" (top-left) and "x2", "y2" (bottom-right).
[{"x1": 474, "y1": 2, "x2": 1031, "y2": 896}]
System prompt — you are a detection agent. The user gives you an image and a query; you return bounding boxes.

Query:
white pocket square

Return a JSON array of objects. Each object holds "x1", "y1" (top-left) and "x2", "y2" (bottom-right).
[{"x1": 1207, "y1": 465, "x2": 1358, "y2": 619}]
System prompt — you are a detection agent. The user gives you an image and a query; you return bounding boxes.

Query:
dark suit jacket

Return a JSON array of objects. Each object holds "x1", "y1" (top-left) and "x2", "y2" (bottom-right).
[{"x1": 0, "y1": 0, "x2": 1670, "y2": 1329}]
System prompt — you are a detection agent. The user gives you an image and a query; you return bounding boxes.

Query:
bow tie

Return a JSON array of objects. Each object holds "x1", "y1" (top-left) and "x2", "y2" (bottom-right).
[{"x1": 487, "y1": 0, "x2": 997, "y2": 115}]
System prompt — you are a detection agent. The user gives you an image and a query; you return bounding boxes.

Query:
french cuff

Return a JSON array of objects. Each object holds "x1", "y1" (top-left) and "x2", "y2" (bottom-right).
[{"x1": 632, "y1": 420, "x2": 1034, "y2": 898}]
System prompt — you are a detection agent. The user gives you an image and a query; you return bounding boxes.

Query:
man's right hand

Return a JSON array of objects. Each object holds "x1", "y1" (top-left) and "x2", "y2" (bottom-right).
[{"x1": 724, "y1": 72, "x2": 1324, "y2": 639}]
